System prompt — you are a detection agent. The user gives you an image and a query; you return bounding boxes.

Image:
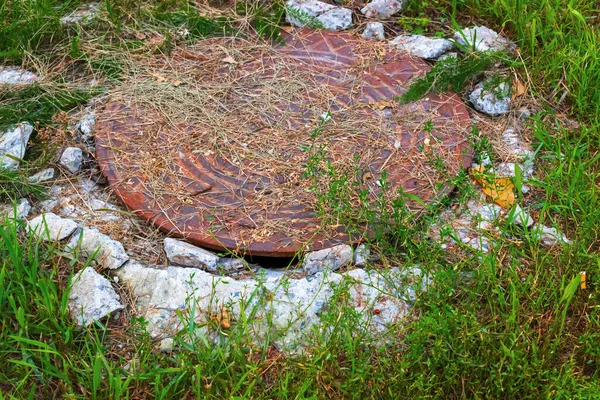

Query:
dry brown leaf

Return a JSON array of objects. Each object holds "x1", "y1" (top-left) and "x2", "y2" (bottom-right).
[
  {"x1": 148, "y1": 72, "x2": 167, "y2": 83},
  {"x1": 368, "y1": 100, "x2": 395, "y2": 110},
  {"x1": 172, "y1": 80, "x2": 182, "y2": 87},
  {"x1": 281, "y1": 25, "x2": 294, "y2": 33},
  {"x1": 470, "y1": 165, "x2": 515, "y2": 209},
  {"x1": 513, "y1": 78, "x2": 527, "y2": 98},
  {"x1": 222, "y1": 56, "x2": 237, "y2": 64}
]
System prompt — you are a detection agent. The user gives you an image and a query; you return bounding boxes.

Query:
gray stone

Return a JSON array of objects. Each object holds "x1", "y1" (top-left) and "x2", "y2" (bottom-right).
[
  {"x1": 516, "y1": 107, "x2": 532, "y2": 121},
  {"x1": 217, "y1": 257, "x2": 247, "y2": 272},
  {"x1": 454, "y1": 26, "x2": 515, "y2": 52},
  {"x1": 502, "y1": 128, "x2": 530, "y2": 158},
  {"x1": 469, "y1": 81, "x2": 511, "y2": 116},
  {"x1": 164, "y1": 238, "x2": 220, "y2": 272},
  {"x1": 431, "y1": 201, "x2": 502, "y2": 253},
  {"x1": 0, "y1": 122, "x2": 33, "y2": 169},
  {"x1": 468, "y1": 236, "x2": 490, "y2": 253},
  {"x1": 437, "y1": 51, "x2": 458, "y2": 61},
  {"x1": 68, "y1": 267, "x2": 124, "y2": 327},
  {"x1": 28, "y1": 212, "x2": 78, "y2": 241},
  {"x1": 112, "y1": 259, "x2": 419, "y2": 350},
  {"x1": 495, "y1": 161, "x2": 534, "y2": 178},
  {"x1": 89, "y1": 198, "x2": 122, "y2": 222},
  {"x1": 361, "y1": 0, "x2": 406, "y2": 19},
  {"x1": 67, "y1": 227, "x2": 129, "y2": 269},
  {"x1": 285, "y1": 0, "x2": 352, "y2": 31},
  {"x1": 78, "y1": 113, "x2": 95, "y2": 136},
  {"x1": 302, "y1": 244, "x2": 353, "y2": 275},
  {"x1": 28, "y1": 168, "x2": 55, "y2": 183},
  {"x1": 60, "y1": 3, "x2": 100, "y2": 24},
  {"x1": 0, "y1": 67, "x2": 38, "y2": 85},
  {"x1": 389, "y1": 34, "x2": 453, "y2": 59},
  {"x1": 467, "y1": 200, "x2": 502, "y2": 222},
  {"x1": 362, "y1": 22, "x2": 385, "y2": 41},
  {"x1": 59, "y1": 147, "x2": 83, "y2": 174},
  {"x1": 353, "y1": 244, "x2": 371, "y2": 267},
  {"x1": 158, "y1": 338, "x2": 175, "y2": 352},
  {"x1": 509, "y1": 204, "x2": 534, "y2": 227},
  {"x1": 75, "y1": 112, "x2": 96, "y2": 152},
  {"x1": 533, "y1": 225, "x2": 571, "y2": 246},
  {"x1": 0, "y1": 198, "x2": 31, "y2": 220}
]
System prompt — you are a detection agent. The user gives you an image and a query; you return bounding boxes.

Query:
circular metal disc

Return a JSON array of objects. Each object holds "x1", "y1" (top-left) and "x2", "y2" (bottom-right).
[{"x1": 95, "y1": 29, "x2": 472, "y2": 257}]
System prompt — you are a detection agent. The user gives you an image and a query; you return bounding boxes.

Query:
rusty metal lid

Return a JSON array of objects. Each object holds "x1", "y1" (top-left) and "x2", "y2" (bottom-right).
[{"x1": 95, "y1": 29, "x2": 472, "y2": 257}]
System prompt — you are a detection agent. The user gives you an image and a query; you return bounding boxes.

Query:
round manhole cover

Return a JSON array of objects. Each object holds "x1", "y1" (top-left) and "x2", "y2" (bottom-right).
[{"x1": 95, "y1": 29, "x2": 472, "y2": 257}]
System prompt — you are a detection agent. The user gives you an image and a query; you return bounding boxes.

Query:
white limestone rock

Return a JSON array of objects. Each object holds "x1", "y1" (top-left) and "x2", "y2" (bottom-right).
[
  {"x1": 469, "y1": 81, "x2": 511, "y2": 116},
  {"x1": 468, "y1": 200, "x2": 502, "y2": 224},
  {"x1": 77, "y1": 112, "x2": 95, "y2": 137},
  {"x1": 389, "y1": 34, "x2": 453, "y2": 59},
  {"x1": 60, "y1": 3, "x2": 100, "y2": 24},
  {"x1": 361, "y1": 0, "x2": 406, "y2": 19},
  {"x1": 217, "y1": 257, "x2": 248, "y2": 272},
  {"x1": 164, "y1": 238, "x2": 220, "y2": 272},
  {"x1": 0, "y1": 67, "x2": 39, "y2": 85},
  {"x1": 302, "y1": 244, "x2": 353, "y2": 275},
  {"x1": 454, "y1": 26, "x2": 515, "y2": 52},
  {"x1": 28, "y1": 212, "x2": 78, "y2": 241},
  {"x1": 362, "y1": 22, "x2": 385, "y2": 41},
  {"x1": 75, "y1": 112, "x2": 96, "y2": 152},
  {"x1": 533, "y1": 225, "x2": 571, "y2": 246},
  {"x1": 353, "y1": 244, "x2": 371, "y2": 267},
  {"x1": 0, "y1": 122, "x2": 34, "y2": 169},
  {"x1": 437, "y1": 51, "x2": 458, "y2": 61},
  {"x1": 0, "y1": 198, "x2": 31, "y2": 220},
  {"x1": 112, "y1": 260, "x2": 420, "y2": 351},
  {"x1": 59, "y1": 147, "x2": 83, "y2": 174},
  {"x1": 495, "y1": 161, "x2": 534, "y2": 178},
  {"x1": 493, "y1": 128, "x2": 536, "y2": 178},
  {"x1": 67, "y1": 227, "x2": 129, "y2": 269},
  {"x1": 285, "y1": 0, "x2": 352, "y2": 31},
  {"x1": 69, "y1": 267, "x2": 124, "y2": 327},
  {"x1": 509, "y1": 204, "x2": 534, "y2": 227},
  {"x1": 28, "y1": 168, "x2": 55, "y2": 183}
]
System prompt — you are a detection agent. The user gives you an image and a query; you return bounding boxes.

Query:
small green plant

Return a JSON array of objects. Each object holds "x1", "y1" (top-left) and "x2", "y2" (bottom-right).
[
  {"x1": 400, "y1": 51, "x2": 500, "y2": 103},
  {"x1": 284, "y1": 6, "x2": 325, "y2": 30},
  {"x1": 0, "y1": 168, "x2": 46, "y2": 201},
  {"x1": 0, "y1": 84, "x2": 101, "y2": 126},
  {"x1": 151, "y1": 5, "x2": 233, "y2": 39},
  {"x1": 397, "y1": 16, "x2": 431, "y2": 34},
  {"x1": 237, "y1": 0, "x2": 286, "y2": 42},
  {"x1": 301, "y1": 118, "x2": 421, "y2": 254}
]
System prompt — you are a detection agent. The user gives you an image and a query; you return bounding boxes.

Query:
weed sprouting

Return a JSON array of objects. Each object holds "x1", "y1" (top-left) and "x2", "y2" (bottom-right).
[
  {"x1": 0, "y1": 168, "x2": 46, "y2": 201},
  {"x1": 0, "y1": 84, "x2": 101, "y2": 126},
  {"x1": 400, "y1": 51, "x2": 502, "y2": 103},
  {"x1": 302, "y1": 119, "x2": 420, "y2": 255},
  {"x1": 284, "y1": 6, "x2": 325, "y2": 30}
]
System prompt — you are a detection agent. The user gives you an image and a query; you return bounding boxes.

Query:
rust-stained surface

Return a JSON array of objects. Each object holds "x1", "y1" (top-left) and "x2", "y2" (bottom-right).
[{"x1": 95, "y1": 29, "x2": 473, "y2": 257}]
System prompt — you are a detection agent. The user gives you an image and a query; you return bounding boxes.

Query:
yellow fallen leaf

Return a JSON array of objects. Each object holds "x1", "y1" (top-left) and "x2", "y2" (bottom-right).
[
  {"x1": 470, "y1": 165, "x2": 515, "y2": 209},
  {"x1": 211, "y1": 306, "x2": 231, "y2": 330}
]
